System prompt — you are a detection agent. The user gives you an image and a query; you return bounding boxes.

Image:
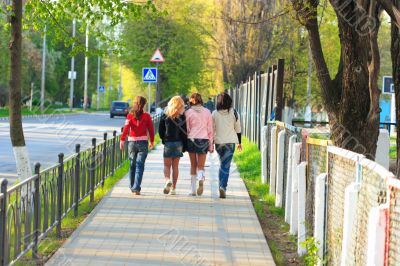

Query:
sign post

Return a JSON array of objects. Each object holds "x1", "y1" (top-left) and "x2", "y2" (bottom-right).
[
  {"x1": 150, "y1": 48, "x2": 165, "y2": 108},
  {"x1": 382, "y1": 76, "x2": 395, "y2": 134},
  {"x1": 142, "y1": 67, "x2": 158, "y2": 113}
]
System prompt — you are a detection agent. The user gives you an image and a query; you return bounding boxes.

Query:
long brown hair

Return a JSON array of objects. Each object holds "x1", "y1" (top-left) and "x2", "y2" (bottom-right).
[
  {"x1": 131, "y1": 96, "x2": 147, "y2": 119},
  {"x1": 189, "y1": 93, "x2": 203, "y2": 106}
]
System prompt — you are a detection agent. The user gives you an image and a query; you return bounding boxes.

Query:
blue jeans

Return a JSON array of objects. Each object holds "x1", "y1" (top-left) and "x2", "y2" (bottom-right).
[
  {"x1": 128, "y1": 141, "x2": 148, "y2": 192},
  {"x1": 215, "y1": 144, "x2": 235, "y2": 191}
]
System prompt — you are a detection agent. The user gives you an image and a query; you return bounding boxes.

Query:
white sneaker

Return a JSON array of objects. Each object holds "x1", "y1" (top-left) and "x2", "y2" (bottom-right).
[
  {"x1": 170, "y1": 189, "x2": 176, "y2": 195},
  {"x1": 163, "y1": 180, "x2": 172, "y2": 194}
]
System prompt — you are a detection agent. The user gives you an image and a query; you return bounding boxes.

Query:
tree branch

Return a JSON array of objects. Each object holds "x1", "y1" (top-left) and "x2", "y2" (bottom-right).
[
  {"x1": 367, "y1": 0, "x2": 381, "y2": 119},
  {"x1": 376, "y1": 0, "x2": 400, "y2": 28},
  {"x1": 305, "y1": 14, "x2": 337, "y2": 111},
  {"x1": 220, "y1": 10, "x2": 289, "y2": 25}
]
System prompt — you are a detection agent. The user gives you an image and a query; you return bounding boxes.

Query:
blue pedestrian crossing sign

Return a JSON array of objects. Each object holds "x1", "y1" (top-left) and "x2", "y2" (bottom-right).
[
  {"x1": 98, "y1": 85, "x2": 105, "y2": 93},
  {"x1": 142, "y1": 67, "x2": 157, "y2": 83}
]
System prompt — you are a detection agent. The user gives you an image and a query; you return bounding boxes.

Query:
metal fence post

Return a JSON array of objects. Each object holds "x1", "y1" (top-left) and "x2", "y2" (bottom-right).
[
  {"x1": 111, "y1": 130, "x2": 116, "y2": 175},
  {"x1": 32, "y1": 163, "x2": 40, "y2": 259},
  {"x1": 276, "y1": 59, "x2": 285, "y2": 121},
  {"x1": 0, "y1": 178, "x2": 8, "y2": 266},
  {"x1": 90, "y1": 138, "x2": 96, "y2": 203},
  {"x1": 74, "y1": 144, "x2": 80, "y2": 217},
  {"x1": 102, "y1": 133, "x2": 107, "y2": 187},
  {"x1": 57, "y1": 153, "x2": 64, "y2": 238}
]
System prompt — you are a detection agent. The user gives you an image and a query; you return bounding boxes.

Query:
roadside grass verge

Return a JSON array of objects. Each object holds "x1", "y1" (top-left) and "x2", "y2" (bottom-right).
[
  {"x1": 0, "y1": 107, "x2": 82, "y2": 118},
  {"x1": 17, "y1": 135, "x2": 160, "y2": 265},
  {"x1": 233, "y1": 137, "x2": 300, "y2": 265},
  {"x1": 390, "y1": 136, "x2": 397, "y2": 160}
]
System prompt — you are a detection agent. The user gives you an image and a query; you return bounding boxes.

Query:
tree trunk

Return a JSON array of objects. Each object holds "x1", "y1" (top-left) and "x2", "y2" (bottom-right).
[
  {"x1": 329, "y1": 1, "x2": 380, "y2": 158},
  {"x1": 9, "y1": 0, "x2": 32, "y2": 180},
  {"x1": 392, "y1": 0, "x2": 400, "y2": 176},
  {"x1": 292, "y1": 0, "x2": 381, "y2": 158}
]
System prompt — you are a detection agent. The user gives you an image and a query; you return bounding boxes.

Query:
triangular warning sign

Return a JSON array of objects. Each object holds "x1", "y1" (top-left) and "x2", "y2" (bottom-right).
[
  {"x1": 150, "y1": 48, "x2": 165, "y2": 62},
  {"x1": 144, "y1": 69, "x2": 156, "y2": 80}
]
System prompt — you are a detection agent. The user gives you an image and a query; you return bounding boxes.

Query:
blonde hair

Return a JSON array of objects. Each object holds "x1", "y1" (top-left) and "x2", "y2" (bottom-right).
[{"x1": 166, "y1": 96, "x2": 185, "y2": 119}]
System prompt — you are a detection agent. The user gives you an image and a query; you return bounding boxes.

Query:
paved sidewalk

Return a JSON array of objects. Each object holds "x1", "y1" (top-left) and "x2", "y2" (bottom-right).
[{"x1": 46, "y1": 145, "x2": 275, "y2": 266}]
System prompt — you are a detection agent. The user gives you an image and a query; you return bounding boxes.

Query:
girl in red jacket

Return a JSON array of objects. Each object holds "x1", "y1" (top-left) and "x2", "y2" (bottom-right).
[{"x1": 120, "y1": 96, "x2": 154, "y2": 195}]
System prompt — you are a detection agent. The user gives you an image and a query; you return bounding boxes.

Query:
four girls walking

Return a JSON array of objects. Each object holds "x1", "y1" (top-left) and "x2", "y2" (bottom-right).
[{"x1": 120, "y1": 92, "x2": 241, "y2": 198}]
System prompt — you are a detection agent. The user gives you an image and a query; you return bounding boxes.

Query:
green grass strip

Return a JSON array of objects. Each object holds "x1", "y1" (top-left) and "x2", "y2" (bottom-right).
[{"x1": 390, "y1": 136, "x2": 397, "y2": 160}]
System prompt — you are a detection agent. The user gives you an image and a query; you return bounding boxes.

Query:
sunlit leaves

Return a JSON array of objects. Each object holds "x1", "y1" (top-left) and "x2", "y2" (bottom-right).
[{"x1": 22, "y1": 0, "x2": 157, "y2": 57}]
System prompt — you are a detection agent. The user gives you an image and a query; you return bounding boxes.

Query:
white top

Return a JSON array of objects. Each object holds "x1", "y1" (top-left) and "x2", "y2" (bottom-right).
[{"x1": 212, "y1": 108, "x2": 241, "y2": 144}]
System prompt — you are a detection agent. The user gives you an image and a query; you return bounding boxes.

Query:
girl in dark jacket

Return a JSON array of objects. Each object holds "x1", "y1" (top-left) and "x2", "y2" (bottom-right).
[{"x1": 158, "y1": 96, "x2": 187, "y2": 195}]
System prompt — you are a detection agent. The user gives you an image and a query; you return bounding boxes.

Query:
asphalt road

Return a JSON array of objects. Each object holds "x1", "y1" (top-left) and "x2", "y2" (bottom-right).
[{"x1": 0, "y1": 112, "x2": 127, "y2": 185}]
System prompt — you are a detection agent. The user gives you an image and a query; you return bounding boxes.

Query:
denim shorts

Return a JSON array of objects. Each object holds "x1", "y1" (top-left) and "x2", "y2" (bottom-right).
[
  {"x1": 164, "y1": 141, "x2": 183, "y2": 158},
  {"x1": 187, "y1": 138, "x2": 209, "y2": 154}
]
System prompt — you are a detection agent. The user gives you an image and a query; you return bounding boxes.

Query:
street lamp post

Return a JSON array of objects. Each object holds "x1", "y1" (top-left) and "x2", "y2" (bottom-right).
[
  {"x1": 69, "y1": 19, "x2": 76, "y2": 111},
  {"x1": 109, "y1": 50, "x2": 112, "y2": 107},
  {"x1": 118, "y1": 62, "x2": 122, "y2": 100},
  {"x1": 40, "y1": 25, "x2": 46, "y2": 112},
  {"x1": 84, "y1": 24, "x2": 89, "y2": 111},
  {"x1": 97, "y1": 56, "x2": 101, "y2": 110}
]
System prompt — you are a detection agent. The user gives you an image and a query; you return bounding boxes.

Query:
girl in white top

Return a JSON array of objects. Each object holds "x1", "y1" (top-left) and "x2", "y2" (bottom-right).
[{"x1": 212, "y1": 93, "x2": 242, "y2": 198}]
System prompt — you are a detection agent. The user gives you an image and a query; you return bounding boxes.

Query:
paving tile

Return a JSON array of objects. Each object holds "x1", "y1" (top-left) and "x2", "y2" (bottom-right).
[{"x1": 46, "y1": 146, "x2": 275, "y2": 266}]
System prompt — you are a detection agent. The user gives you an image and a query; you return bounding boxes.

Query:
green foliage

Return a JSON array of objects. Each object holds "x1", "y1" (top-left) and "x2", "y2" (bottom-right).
[
  {"x1": 122, "y1": 0, "x2": 219, "y2": 99},
  {"x1": 300, "y1": 237, "x2": 324, "y2": 266},
  {"x1": 390, "y1": 136, "x2": 397, "y2": 160},
  {"x1": 268, "y1": 240, "x2": 285, "y2": 265}
]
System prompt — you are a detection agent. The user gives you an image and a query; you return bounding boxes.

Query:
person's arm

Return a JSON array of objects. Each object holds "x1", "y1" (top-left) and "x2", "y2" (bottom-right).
[
  {"x1": 207, "y1": 111, "x2": 214, "y2": 152},
  {"x1": 234, "y1": 112, "x2": 241, "y2": 144},
  {"x1": 184, "y1": 110, "x2": 191, "y2": 136},
  {"x1": 179, "y1": 114, "x2": 188, "y2": 152},
  {"x1": 158, "y1": 115, "x2": 166, "y2": 144},
  {"x1": 234, "y1": 111, "x2": 242, "y2": 151},
  {"x1": 147, "y1": 113, "x2": 155, "y2": 148},
  {"x1": 120, "y1": 113, "x2": 132, "y2": 150},
  {"x1": 212, "y1": 111, "x2": 217, "y2": 143}
]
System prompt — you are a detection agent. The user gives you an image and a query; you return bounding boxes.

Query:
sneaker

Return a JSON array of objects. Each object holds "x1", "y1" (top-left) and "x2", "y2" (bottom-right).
[
  {"x1": 163, "y1": 180, "x2": 173, "y2": 194},
  {"x1": 219, "y1": 187, "x2": 226, "y2": 198},
  {"x1": 188, "y1": 192, "x2": 196, "y2": 196},
  {"x1": 170, "y1": 189, "x2": 176, "y2": 195},
  {"x1": 197, "y1": 180, "x2": 204, "y2": 196},
  {"x1": 132, "y1": 190, "x2": 140, "y2": 195}
]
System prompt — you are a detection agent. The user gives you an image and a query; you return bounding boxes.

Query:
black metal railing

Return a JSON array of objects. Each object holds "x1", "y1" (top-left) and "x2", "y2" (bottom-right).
[{"x1": 0, "y1": 113, "x2": 161, "y2": 266}]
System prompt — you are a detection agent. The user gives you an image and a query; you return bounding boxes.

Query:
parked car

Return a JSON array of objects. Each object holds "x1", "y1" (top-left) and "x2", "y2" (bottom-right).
[{"x1": 110, "y1": 101, "x2": 130, "y2": 118}]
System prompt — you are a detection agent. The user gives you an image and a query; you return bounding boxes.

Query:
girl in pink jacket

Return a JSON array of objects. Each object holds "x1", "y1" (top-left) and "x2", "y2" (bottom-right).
[{"x1": 184, "y1": 93, "x2": 214, "y2": 196}]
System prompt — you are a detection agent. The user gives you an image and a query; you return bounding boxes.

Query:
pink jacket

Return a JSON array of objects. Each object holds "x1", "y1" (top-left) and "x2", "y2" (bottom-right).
[{"x1": 185, "y1": 106, "x2": 214, "y2": 150}]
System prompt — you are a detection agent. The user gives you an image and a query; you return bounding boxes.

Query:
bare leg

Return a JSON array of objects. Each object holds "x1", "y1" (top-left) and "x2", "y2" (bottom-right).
[
  {"x1": 196, "y1": 153, "x2": 207, "y2": 196},
  {"x1": 197, "y1": 154, "x2": 207, "y2": 172},
  {"x1": 188, "y1": 153, "x2": 197, "y2": 195},
  {"x1": 164, "y1": 158, "x2": 172, "y2": 181},
  {"x1": 189, "y1": 153, "x2": 198, "y2": 176},
  {"x1": 171, "y1": 157, "x2": 180, "y2": 189}
]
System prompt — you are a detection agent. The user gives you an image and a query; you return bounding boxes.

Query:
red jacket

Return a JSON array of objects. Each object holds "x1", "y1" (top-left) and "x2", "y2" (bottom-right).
[{"x1": 121, "y1": 112, "x2": 155, "y2": 143}]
